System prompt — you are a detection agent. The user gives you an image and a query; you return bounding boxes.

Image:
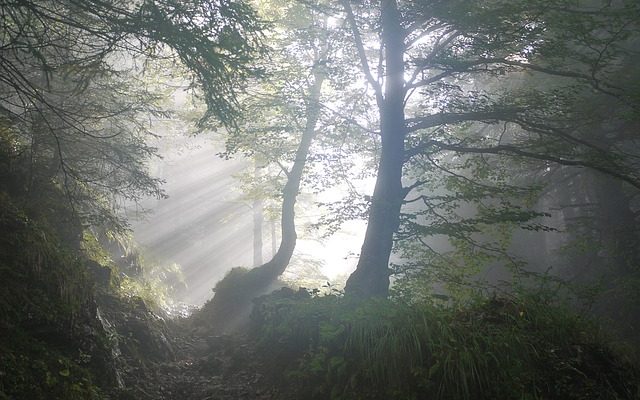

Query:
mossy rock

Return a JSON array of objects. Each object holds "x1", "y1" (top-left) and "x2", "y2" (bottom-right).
[{"x1": 194, "y1": 267, "x2": 291, "y2": 334}]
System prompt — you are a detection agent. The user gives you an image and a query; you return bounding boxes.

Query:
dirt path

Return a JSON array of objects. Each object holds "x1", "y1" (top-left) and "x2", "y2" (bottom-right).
[{"x1": 115, "y1": 329, "x2": 275, "y2": 400}]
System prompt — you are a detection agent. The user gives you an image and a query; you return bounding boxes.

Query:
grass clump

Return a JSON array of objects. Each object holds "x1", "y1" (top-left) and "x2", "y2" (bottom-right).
[{"x1": 251, "y1": 290, "x2": 639, "y2": 400}]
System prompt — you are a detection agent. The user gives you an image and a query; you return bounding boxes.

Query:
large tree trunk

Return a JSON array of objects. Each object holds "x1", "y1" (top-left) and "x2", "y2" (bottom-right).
[
  {"x1": 252, "y1": 164, "x2": 263, "y2": 267},
  {"x1": 201, "y1": 68, "x2": 326, "y2": 333},
  {"x1": 345, "y1": 0, "x2": 406, "y2": 298}
]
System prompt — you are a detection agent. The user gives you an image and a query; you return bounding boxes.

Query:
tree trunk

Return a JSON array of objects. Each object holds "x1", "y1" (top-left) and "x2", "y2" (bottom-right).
[
  {"x1": 270, "y1": 218, "x2": 277, "y2": 257},
  {"x1": 258, "y1": 67, "x2": 325, "y2": 279},
  {"x1": 203, "y1": 67, "x2": 326, "y2": 333},
  {"x1": 345, "y1": 0, "x2": 406, "y2": 298},
  {"x1": 253, "y1": 164, "x2": 263, "y2": 267},
  {"x1": 592, "y1": 173, "x2": 638, "y2": 272}
]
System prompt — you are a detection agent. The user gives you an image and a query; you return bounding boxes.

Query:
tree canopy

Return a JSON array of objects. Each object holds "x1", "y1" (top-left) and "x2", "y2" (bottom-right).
[
  {"x1": 0, "y1": 0, "x2": 264, "y2": 227},
  {"x1": 334, "y1": 0, "x2": 640, "y2": 298}
]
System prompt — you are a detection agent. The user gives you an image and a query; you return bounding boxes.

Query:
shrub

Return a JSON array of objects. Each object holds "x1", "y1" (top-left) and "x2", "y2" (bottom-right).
[{"x1": 251, "y1": 291, "x2": 639, "y2": 400}]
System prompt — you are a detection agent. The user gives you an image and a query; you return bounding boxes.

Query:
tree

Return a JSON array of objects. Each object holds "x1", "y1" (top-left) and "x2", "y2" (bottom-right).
[
  {"x1": 200, "y1": 0, "x2": 338, "y2": 332},
  {"x1": 340, "y1": 0, "x2": 640, "y2": 298},
  {"x1": 0, "y1": 0, "x2": 264, "y2": 228}
]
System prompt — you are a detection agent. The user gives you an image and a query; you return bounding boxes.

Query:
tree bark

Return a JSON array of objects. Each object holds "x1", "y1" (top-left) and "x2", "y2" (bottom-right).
[
  {"x1": 345, "y1": 0, "x2": 407, "y2": 298},
  {"x1": 253, "y1": 164, "x2": 263, "y2": 267}
]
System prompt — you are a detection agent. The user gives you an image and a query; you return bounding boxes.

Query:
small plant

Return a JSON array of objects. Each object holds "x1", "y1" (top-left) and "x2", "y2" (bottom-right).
[{"x1": 252, "y1": 290, "x2": 640, "y2": 400}]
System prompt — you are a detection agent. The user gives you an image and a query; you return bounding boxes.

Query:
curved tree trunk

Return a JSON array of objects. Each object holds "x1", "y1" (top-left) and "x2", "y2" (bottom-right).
[
  {"x1": 203, "y1": 67, "x2": 326, "y2": 333},
  {"x1": 250, "y1": 65, "x2": 326, "y2": 281}
]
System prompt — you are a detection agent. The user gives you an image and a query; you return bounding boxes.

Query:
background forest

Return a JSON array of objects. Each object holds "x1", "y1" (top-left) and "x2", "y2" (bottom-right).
[{"x1": 1, "y1": 0, "x2": 640, "y2": 399}]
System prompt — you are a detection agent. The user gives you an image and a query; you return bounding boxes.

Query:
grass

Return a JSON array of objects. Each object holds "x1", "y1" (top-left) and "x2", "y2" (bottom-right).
[{"x1": 251, "y1": 290, "x2": 640, "y2": 400}]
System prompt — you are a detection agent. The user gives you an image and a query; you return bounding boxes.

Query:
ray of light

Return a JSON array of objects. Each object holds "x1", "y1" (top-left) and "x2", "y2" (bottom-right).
[{"x1": 130, "y1": 135, "x2": 255, "y2": 305}]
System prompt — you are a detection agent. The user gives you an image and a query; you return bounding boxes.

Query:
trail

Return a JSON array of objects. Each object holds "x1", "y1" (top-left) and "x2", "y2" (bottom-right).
[{"x1": 116, "y1": 326, "x2": 274, "y2": 400}]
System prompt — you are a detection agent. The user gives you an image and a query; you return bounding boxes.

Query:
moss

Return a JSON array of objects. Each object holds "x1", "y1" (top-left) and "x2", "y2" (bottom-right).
[
  {"x1": 0, "y1": 191, "x2": 120, "y2": 397},
  {"x1": 0, "y1": 192, "x2": 94, "y2": 327},
  {"x1": 194, "y1": 266, "x2": 288, "y2": 333}
]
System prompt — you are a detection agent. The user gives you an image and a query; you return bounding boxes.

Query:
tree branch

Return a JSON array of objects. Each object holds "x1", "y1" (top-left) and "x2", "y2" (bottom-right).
[
  {"x1": 405, "y1": 110, "x2": 521, "y2": 133},
  {"x1": 417, "y1": 140, "x2": 640, "y2": 190},
  {"x1": 340, "y1": 0, "x2": 383, "y2": 105}
]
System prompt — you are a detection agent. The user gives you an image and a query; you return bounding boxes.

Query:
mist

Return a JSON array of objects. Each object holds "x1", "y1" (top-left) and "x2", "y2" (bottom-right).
[
  {"x1": 2, "y1": 0, "x2": 640, "y2": 399},
  {"x1": 130, "y1": 135, "x2": 253, "y2": 305}
]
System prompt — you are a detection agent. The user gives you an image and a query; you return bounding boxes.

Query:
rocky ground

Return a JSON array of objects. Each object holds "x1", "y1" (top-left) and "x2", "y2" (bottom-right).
[{"x1": 103, "y1": 304, "x2": 276, "y2": 400}]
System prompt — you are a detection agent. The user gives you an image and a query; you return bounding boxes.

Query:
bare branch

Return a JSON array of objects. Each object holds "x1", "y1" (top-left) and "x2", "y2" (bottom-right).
[{"x1": 339, "y1": 0, "x2": 383, "y2": 105}]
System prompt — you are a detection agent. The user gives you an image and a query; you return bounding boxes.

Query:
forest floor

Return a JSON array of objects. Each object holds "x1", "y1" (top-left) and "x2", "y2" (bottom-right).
[{"x1": 115, "y1": 324, "x2": 275, "y2": 400}]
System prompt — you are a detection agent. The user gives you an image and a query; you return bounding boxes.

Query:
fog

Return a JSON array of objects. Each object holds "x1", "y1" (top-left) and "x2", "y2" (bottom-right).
[{"x1": 129, "y1": 134, "x2": 367, "y2": 305}]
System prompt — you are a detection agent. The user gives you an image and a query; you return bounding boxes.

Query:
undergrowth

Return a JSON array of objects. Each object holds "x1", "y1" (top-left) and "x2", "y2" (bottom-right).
[
  {"x1": 0, "y1": 193, "x2": 108, "y2": 399},
  {"x1": 0, "y1": 184, "x2": 179, "y2": 398},
  {"x1": 251, "y1": 290, "x2": 640, "y2": 400},
  {"x1": 0, "y1": 336, "x2": 103, "y2": 400}
]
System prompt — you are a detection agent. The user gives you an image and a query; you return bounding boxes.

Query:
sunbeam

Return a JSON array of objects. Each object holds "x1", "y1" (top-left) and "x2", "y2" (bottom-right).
[{"x1": 130, "y1": 135, "x2": 254, "y2": 305}]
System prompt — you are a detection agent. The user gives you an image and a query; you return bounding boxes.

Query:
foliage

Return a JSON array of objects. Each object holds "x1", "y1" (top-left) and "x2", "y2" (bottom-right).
[
  {"x1": 0, "y1": 191, "x2": 93, "y2": 327},
  {"x1": 334, "y1": 0, "x2": 640, "y2": 297},
  {"x1": 81, "y1": 229, "x2": 186, "y2": 313},
  {"x1": 0, "y1": 0, "x2": 265, "y2": 128},
  {"x1": 252, "y1": 290, "x2": 639, "y2": 400},
  {"x1": 223, "y1": 0, "x2": 376, "y2": 239},
  {"x1": 0, "y1": 138, "x2": 175, "y2": 396},
  {"x1": 0, "y1": 189, "x2": 113, "y2": 399},
  {"x1": 0, "y1": 0, "x2": 265, "y2": 230},
  {"x1": 200, "y1": 0, "x2": 362, "y2": 332},
  {"x1": 0, "y1": 337, "x2": 103, "y2": 400}
]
